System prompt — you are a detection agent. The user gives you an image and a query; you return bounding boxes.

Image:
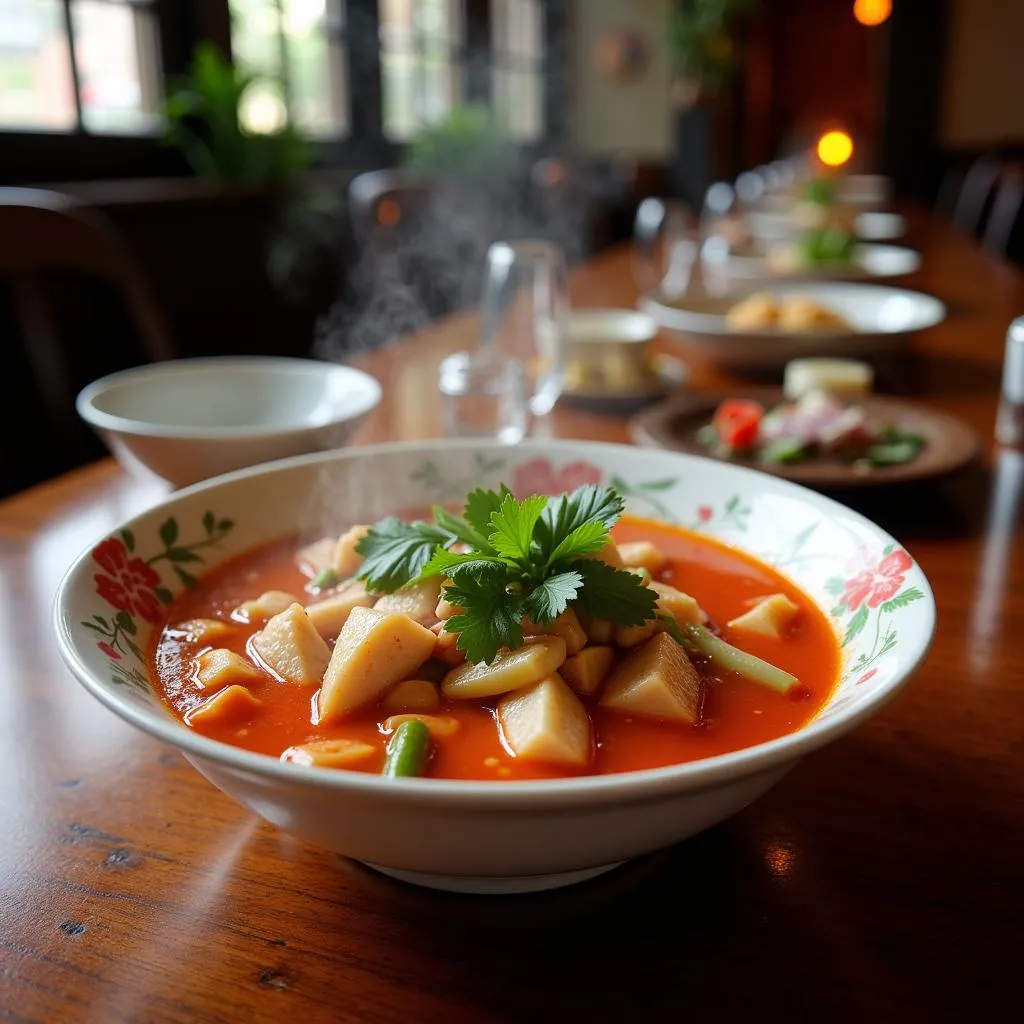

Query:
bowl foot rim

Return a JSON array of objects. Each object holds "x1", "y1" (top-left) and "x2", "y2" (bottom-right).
[{"x1": 361, "y1": 860, "x2": 626, "y2": 894}]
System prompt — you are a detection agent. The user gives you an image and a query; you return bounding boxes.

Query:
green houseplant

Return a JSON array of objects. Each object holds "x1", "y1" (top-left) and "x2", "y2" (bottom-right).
[
  {"x1": 403, "y1": 104, "x2": 514, "y2": 179},
  {"x1": 163, "y1": 43, "x2": 308, "y2": 186},
  {"x1": 667, "y1": 0, "x2": 756, "y2": 103},
  {"x1": 162, "y1": 43, "x2": 343, "y2": 301}
]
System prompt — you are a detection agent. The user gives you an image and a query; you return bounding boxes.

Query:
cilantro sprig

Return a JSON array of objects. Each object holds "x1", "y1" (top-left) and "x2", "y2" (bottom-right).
[{"x1": 355, "y1": 484, "x2": 657, "y2": 664}]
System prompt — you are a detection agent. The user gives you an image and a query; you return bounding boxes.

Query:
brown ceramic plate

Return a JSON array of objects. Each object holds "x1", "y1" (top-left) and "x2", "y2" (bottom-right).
[{"x1": 629, "y1": 389, "x2": 982, "y2": 489}]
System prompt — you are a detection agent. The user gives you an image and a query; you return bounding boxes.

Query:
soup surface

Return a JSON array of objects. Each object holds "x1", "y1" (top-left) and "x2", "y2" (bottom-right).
[{"x1": 152, "y1": 515, "x2": 840, "y2": 780}]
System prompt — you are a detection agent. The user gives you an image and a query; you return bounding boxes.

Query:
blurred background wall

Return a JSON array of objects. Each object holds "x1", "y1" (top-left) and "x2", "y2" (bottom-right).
[
  {"x1": 568, "y1": 0, "x2": 672, "y2": 160},
  {"x1": 941, "y1": 0, "x2": 1024, "y2": 149}
]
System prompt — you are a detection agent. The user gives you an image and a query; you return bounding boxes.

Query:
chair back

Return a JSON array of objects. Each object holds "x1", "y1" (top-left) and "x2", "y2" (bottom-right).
[
  {"x1": 982, "y1": 164, "x2": 1024, "y2": 261},
  {"x1": 0, "y1": 188, "x2": 174, "y2": 492},
  {"x1": 347, "y1": 169, "x2": 436, "y2": 244},
  {"x1": 950, "y1": 156, "x2": 1003, "y2": 237}
]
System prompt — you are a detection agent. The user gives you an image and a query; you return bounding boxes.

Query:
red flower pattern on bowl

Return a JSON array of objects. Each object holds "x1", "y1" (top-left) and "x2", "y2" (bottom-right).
[
  {"x1": 840, "y1": 549, "x2": 913, "y2": 611},
  {"x1": 92, "y1": 538, "x2": 163, "y2": 623},
  {"x1": 97, "y1": 641, "x2": 122, "y2": 660},
  {"x1": 513, "y1": 459, "x2": 603, "y2": 497}
]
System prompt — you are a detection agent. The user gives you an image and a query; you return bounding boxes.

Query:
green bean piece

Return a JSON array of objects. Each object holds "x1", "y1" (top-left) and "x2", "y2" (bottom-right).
[
  {"x1": 679, "y1": 624, "x2": 800, "y2": 694},
  {"x1": 759, "y1": 438, "x2": 807, "y2": 465},
  {"x1": 383, "y1": 720, "x2": 432, "y2": 778},
  {"x1": 696, "y1": 423, "x2": 719, "y2": 448},
  {"x1": 866, "y1": 441, "x2": 922, "y2": 467},
  {"x1": 311, "y1": 568, "x2": 340, "y2": 592}
]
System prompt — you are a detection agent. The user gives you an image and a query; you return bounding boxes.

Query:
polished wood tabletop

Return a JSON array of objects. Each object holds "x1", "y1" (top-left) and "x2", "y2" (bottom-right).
[{"x1": 2, "y1": 211, "x2": 1022, "y2": 1022}]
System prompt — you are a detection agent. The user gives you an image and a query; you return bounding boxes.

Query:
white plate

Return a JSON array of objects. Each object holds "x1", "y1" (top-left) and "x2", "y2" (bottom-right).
[
  {"x1": 723, "y1": 243, "x2": 921, "y2": 284},
  {"x1": 748, "y1": 210, "x2": 907, "y2": 244},
  {"x1": 639, "y1": 281, "x2": 946, "y2": 370}
]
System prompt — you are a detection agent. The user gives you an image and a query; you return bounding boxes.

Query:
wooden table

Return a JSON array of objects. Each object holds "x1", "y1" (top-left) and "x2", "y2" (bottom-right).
[{"x1": 3, "y1": 212, "x2": 1022, "y2": 1022}]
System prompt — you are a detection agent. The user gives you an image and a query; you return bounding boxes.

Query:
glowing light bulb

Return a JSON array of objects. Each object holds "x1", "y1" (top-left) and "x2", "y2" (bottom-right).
[
  {"x1": 817, "y1": 130, "x2": 854, "y2": 168},
  {"x1": 853, "y1": 0, "x2": 892, "y2": 27}
]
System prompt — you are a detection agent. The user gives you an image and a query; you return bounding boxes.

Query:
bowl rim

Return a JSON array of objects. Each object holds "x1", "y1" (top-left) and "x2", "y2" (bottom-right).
[
  {"x1": 640, "y1": 280, "x2": 947, "y2": 340},
  {"x1": 53, "y1": 438, "x2": 936, "y2": 809},
  {"x1": 75, "y1": 356, "x2": 383, "y2": 441},
  {"x1": 567, "y1": 308, "x2": 659, "y2": 344}
]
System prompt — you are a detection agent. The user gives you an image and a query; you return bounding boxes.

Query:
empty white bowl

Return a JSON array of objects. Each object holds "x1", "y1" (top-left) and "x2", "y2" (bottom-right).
[
  {"x1": 77, "y1": 357, "x2": 382, "y2": 487},
  {"x1": 53, "y1": 439, "x2": 935, "y2": 893},
  {"x1": 641, "y1": 281, "x2": 946, "y2": 370}
]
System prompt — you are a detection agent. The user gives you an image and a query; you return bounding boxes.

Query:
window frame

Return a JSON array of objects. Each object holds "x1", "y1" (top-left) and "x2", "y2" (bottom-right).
[{"x1": 0, "y1": 0, "x2": 561, "y2": 185}]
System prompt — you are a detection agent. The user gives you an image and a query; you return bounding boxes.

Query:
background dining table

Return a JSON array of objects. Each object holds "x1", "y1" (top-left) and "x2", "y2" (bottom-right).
[{"x1": 2, "y1": 209, "x2": 1021, "y2": 1023}]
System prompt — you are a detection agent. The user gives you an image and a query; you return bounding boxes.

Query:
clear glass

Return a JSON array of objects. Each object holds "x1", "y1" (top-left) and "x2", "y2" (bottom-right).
[
  {"x1": 0, "y1": 0, "x2": 75, "y2": 130},
  {"x1": 479, "y1": 241, "x2": 569, "y2": 417},
  {"x1": 996, "y1": 316, "x2": 1024, "y2": 447},
  {"x1": 72, "y1": 1, "x2": 162, "y2": 134},
  {"x1": 632, "y1": 197, "x2": 698, "y2": 298},
  {"x1": 438, "y1": 351, "x2": 528, "y2": 444}
]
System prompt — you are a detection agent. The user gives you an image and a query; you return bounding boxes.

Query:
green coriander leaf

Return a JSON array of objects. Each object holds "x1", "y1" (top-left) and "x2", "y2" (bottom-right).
[
  {"x1": 419, "y1": 549, "x2": 504, "y2": 579},
  {"x1": 356, "y1": 517, "x2": 452, "y2": 594},
  {"x1": 432, "y1": 506, "x2": 496, "y2": 554},
  {"x1": 488, "y1": 493, "x2": 547, "y2": 564},
  {"x1": 463, "y1": 486, "x2": 511, "y2": 536},
  {"x1": 547, "y1": 520, "x2": 610, "y2": 564},
  {"x1": 573, "y1": 558, "x2": 658, "y2": 626},
  {"x1": 536, "y1": 485, "x2": 624, "y2": 560},
  {"x1": 445, "y1": 564, "x2": 524, "y2": 664},
  {"x1": 523, "y1": 571, "x2": 583, "y2": 625}
]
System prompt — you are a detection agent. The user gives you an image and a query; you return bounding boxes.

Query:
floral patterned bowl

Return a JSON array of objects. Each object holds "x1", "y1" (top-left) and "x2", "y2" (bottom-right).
[{"x1": 53, "y1": 440, "x2": 935, "y2": 893}]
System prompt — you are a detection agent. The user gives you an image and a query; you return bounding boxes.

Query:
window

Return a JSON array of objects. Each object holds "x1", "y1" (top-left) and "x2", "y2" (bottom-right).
[
  {"x1": 491, "y1": 0, "x2": 542, "y2": 141},
  {"x1": 379, "y1": 0, "x2": 463, "y2": 141},
  {"x1": 229, "y1": 0, "x2": 349, "y2": 137},
  {"x1": 0, "y1": 0, "x2": 162, "y2": 134}
]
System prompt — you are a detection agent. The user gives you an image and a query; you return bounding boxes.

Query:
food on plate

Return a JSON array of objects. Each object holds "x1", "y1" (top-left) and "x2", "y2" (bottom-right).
[
  {"x1": 697, "y1": 392, "x2": 926, "y2": 469},
  {"x1": 154, "y1": 484, "x2": 840, "y2": 780},
  {"x1": 725, "y1": 292, "x2": 854, "y2": 332},
  {"x1": 783, "y1": 357, "x2": 874, "y2": 400},
  {"x1": 765, "y1": 225, "x2": 858, "y2": 276},
  {"x1": 725, "y1": 292, "x2": 781, "y2": 331},
  {"x1": 791, "y1": 177, "x2": 857, "y2": 232}
]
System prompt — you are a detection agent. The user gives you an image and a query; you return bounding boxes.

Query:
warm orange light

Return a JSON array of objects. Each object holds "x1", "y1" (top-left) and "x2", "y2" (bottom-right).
[
  {"x1": 817, "y1": 130, "x2": 855, "y2": 168},
  {"x1": 377, "y1": 198, "x2": 401, "y2": 227},
  {"x1": 853, "y1": 0, "x2": 892, "y2": 27}
]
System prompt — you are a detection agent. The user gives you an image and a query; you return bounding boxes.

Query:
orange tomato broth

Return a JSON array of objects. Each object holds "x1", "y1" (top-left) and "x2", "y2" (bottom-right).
[{"x1": 151, "y1": 516, "x2": 841, "y2": 781}]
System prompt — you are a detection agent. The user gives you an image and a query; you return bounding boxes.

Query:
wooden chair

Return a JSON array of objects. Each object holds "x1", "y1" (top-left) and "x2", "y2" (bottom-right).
[
  {"x1": 347, "y1": 169, "x2": 436, "y2": 245},
  {"x1": 950, "y1": 155, "x2": 1004, "y2": 237},
  {"x1": 982, "y1": 165, "x2": 1024, "y2": 262},
  {"x1": 0, "y1": 188, "x2": 174, "y2": 491}
]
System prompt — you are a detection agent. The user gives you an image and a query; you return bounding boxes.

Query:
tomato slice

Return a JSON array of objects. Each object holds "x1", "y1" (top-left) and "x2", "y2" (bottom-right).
[{"x1": 712, "y1": 399, "x2": 764, "y2": 451}]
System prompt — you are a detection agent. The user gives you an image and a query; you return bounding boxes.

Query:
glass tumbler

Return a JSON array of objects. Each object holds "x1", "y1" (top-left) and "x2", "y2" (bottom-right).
[
  {"x1": 479, "y1": 241, "x2": 569, "y2": 417},
  {"x1": 438, "y1": 350, "x2": 528, "y2": 445},
  {"x1": 633, "y1": 197, "x2": 698, "y2": 298}
]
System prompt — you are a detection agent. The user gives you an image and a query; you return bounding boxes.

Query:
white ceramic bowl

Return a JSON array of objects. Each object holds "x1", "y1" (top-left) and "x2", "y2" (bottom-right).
[
  {"x1": 76, "y1": 357, "x2": 382, "y2": 488},
  {"x1": 640, "y1": 281, "x2": 946, "y2": 371},
  {"x1": 53, "y1": 441, "x2": 935, "y2": 893}
]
